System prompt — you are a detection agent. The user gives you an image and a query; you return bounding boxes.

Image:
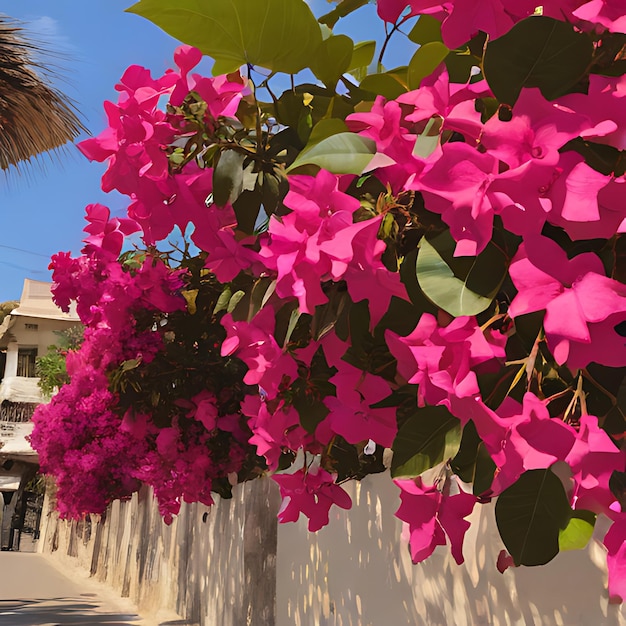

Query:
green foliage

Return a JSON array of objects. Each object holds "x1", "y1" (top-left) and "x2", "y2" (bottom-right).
[
  {"x1": 36, "y1": 325, "x2": 84, "y2": 398},
  {"x1": 559, "y1": 511, "x2": 596, "y2": 551},
  {"x1": 495, "y1": 468, "x2": 572, "y2": 566},
  {"x1": 127, "y1": 0, "x2": 323, "y2": 75},
  {"x1": 287, "y1": 132, "x2": 376, "y2": 174},
  {"x1": 391, "y1": 405, "x2": 461, "y2": 479},
  {"x1": 416, "y1": 232, "x2": 508, "y2": 317},
  {"x1": 482, "y1": 16, "x2": 594, "y2": 105}
]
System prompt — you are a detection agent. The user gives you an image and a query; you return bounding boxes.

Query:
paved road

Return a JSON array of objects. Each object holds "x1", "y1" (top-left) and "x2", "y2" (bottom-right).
[{"x1": 0, "y1": 551, "x2": 144, "y2": 625}]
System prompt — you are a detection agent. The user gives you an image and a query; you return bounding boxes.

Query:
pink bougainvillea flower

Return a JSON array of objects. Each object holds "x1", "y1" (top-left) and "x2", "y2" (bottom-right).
[
  {"x1": 481, "y1": 88, "x2": 590, "y2": 169},
  {"x1": 547, "y1": 151, "x2": 626, "y2": 241},
  {"x1": 565, "y1": 414, "x2": 625, "y2": 513},
  {"x1": 394, "y1": 475, "x2": 477, "y2": 564},
  {"x1": 82, "y1": 203, "x2": 140, "y2": 257},
  {"x1": 221, "y1": 308, "x2": 298, "y2": 399},
  {"x1": 317, "y1": 361, "x2": 397, "y2": 448},
  {"x1": 273, "y1": 467, "x2": 352, "y2": 532},
  {"x1": 573, "y1": 0, "x2": 626, "y2": 34},
  {"x1": 487, "y1": 393, "x2": 578, "y2": 493},
  {"x1": 181, "y1": 390, "x2": 219, "y2": 431},
  {"x1": 411, "y1": 142, "x2": 503, "y2": 256},
  {"x1": 558, "y1": 74, "x2": 626, "y2": 151},
  {"x1": 242, "y1": 395, "x2": 320, "y2": 470},
  {"x1": 508, "y1": 235, "x2": 626, "y2": 369},
  {"x1": 604, "y1": 514, "x2": 626, "y2": 602},
  {"x1": 386, "y1": 313, "x2": 506, "y2": 409}
]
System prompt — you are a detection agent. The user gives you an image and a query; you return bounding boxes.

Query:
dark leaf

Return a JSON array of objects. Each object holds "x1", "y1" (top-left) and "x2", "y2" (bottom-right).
[
  {"x1": 391, "y1": 405, "x2": 461, "y2": 478},
  {"x1": 495, "y1": 468, "x2": 571, "y2": 566},
  {"x1": 483, "y1": 16, "x2": 594, "y2": 105}
]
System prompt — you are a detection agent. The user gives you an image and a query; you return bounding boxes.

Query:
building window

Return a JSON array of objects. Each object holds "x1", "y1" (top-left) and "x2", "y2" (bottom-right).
[
  {"x1": 17, "y1": 348, "x2": 37, "y2": 377},
  {"x1": 24, "y1": 323, "x2": 39, "y2": 331}
]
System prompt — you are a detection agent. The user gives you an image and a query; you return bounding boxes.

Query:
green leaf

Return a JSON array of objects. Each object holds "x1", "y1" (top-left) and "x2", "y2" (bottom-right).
[
  {"x1": 408, "y1": 15, "x2": 442, "y2": 45},
  {"x1": 126, "y1": 0, "x2": 323, "y2": 75},
  {"x1": 213, "y1": 285, "x2": 233, "y2": 315},
  {"x1": 348, "y1": 41, "x2": 376, "y2": 72},
  {"x1": 318, "y1": 0, "x2": 368, "y2": 28},
  {"x1": 287, "y1": 132, "x2": 376, "y2": 175},
  {"x1": 311, "y1": 34, "x2": 354, "y2": 88},
  {"x1": 558, "y1": 511, "x2": 596, "y2": 552},
  {"x1": 212, "y1": 150, "x2": 244, "y2": 207},
  {"x1": 391, "y1": 406, "x2": 461, "y2": 479},
  {"x1": 412, "y1": 115, "x2": 442, "y2": 159},
  {"x1": 407, "y1": 42, "x2": 449, "y2": 90},
  {"x1": 307, "y1": 118, "x2": 349, "y2": 147},
  {"x1": 445, "y1": 51, "x2": 480, "y2": 83},
  {"x1": 231, "y1": 189, "x2": 261, "y2": 235},
  {"x1": 450, "y1": 420, "x2": 496, "y2": 495},
  {"x1": 482, "y1": 16, "x2": 594, "y2": 105},
  {"x1": 416, "y1": 231, "x2": 508, "y2": 317},
  {"x1": 495, "y1": 468, "x2": 572, "y2": 566},
  {"x1": 360, "y1": 73, "x2": 408, "y2": 99}
]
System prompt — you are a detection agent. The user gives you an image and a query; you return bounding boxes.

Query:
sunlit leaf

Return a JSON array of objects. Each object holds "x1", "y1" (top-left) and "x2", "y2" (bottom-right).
[
  {"x1": 407, "y1": 42, "x2": 449, "y2": 90},
  {"x1": 408, "y1": 15, "x2": 442, "y2": 45},
  {"x1": 360, "y1": 73, "x2": 407, "y2": 99},
  {"x1": 127, "y1": 0, "x2": 323, "y2": 75},
  {"x1": 348, "y1": 40, "x2": 376, "y2": 72},
  {"x1": 311, "y1": 34, "x2": 354, "y2": 87},
  {"x1": 287, "y1": 132, "x2": 376, "y2": 174},
  {"x1": 558, "y1": 511, "x2": 596, "y2": 551},
  {"x1": 416, "y1": 231, "x2": 508, "y2": 317}
]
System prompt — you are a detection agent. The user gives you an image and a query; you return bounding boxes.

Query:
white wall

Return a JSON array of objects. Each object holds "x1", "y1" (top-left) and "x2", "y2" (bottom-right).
[
  {"x1": 40, "y1": 472, "x2": 626, "y2": 626},
  {"x1": 277, "y1": 473, "x2": 626, "y2": 626}
]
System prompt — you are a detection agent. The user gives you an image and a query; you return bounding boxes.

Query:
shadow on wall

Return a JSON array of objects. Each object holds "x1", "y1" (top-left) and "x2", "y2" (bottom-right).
[
  {"x1": 0, "y1": 597, "x2": 139, "y2": 625},
  {"x1": 277, "y1": 472, "x2": 626, "y2": 626}
]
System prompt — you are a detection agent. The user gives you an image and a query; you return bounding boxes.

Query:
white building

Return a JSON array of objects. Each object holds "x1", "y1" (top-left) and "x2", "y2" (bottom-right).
[{"x1": 0, "y1": 279, "x2": 79, "y2": 549}]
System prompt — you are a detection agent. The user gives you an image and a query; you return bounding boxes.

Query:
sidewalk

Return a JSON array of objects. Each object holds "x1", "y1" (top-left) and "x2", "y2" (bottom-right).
[{"x1": 0, "y1": 550, "x2": 146, "y2": 625}]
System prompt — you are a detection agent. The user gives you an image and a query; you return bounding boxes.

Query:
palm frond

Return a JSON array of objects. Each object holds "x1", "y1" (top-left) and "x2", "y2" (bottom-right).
[{"x1": 0, "y1": 15, "x2": 86, "y2": 171}]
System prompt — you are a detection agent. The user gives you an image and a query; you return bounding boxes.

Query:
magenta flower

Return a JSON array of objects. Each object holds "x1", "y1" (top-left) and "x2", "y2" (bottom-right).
[
  {"x1": 221, "y1": 308, "x2": 298, "y2": 399},
  {"x1": 386, "y1": 313, "x2": 506, "y2": 409},
  {"x1": 508, "y1": 235, "x2": 626, "y2": 369},
  {"x1": 273, "y1": 467, "x2": 352, "y2": 532},
  {"x1": 317, "y1": 361, "x2": 397, "y2": 448},
  {"x1": 394, "y1": 475, "x2": 477, "y2": 564},
  {"x1": 604, "y1": 513, "x2": 626, "y2": 602}
]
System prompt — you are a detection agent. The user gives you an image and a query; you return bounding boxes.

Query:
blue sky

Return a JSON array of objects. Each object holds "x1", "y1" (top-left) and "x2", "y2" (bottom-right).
[{"x1": 0, "y1": 1, "x2": 414, "y2": 302}]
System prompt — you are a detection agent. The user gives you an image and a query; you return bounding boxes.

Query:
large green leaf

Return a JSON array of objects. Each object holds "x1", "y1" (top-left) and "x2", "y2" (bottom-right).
[
  {"x1": 126, "y1": 0, "x2": 323, "y2": 75},
  {"x1": 212, "y1": 149, "x2": 244, "y2": 207},
  {"x1": 287, "y1": 132, "x2": 376, "y2": 175},
  {"x1": 408, "y1": 15, "x2": 442, "y2": 45},
  {"x1": 360, "y1": 73, "x2": 408, "y2": 99},
  {"x1": 348, "y1": 41, "x2": 376, "y2": 72},
  {"x1": 391, "y1": 405, "x2": 461, "y2": 479},
  {"x1": 416, "y1": 231, "x2": 508, "y2": 317},
  {"x1": 482, "y1": 16, "x2": 594, "y2": 105},
  {"x1": 311, "y1": 34, "x2": 354, "y2": 88},
  {"x1": 496, "y1": 468, "x2": 572, "y2": 566},
  {"x1": 407, "y1": 42, "x2": 449, "y2": 90}
]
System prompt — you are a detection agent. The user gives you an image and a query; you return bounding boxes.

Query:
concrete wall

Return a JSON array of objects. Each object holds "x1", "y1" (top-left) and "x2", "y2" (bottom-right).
[
  {"x1": 39, "y1": 478, "x2": 280, "y2": 625},
  {"x1": 41, "y1": 473, "x2": 626, "y2": 626}
]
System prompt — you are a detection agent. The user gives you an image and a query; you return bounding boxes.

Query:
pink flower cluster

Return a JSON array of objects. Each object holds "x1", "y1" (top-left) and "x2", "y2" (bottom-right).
[{"x1": 31, "y1": 1, "x2": 626, "y2": 598}]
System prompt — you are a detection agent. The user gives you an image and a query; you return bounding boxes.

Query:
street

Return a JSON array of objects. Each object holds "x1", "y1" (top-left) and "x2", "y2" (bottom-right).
[{"x1": 0, "y1": 551, "x2": 143, "y2": 625}]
